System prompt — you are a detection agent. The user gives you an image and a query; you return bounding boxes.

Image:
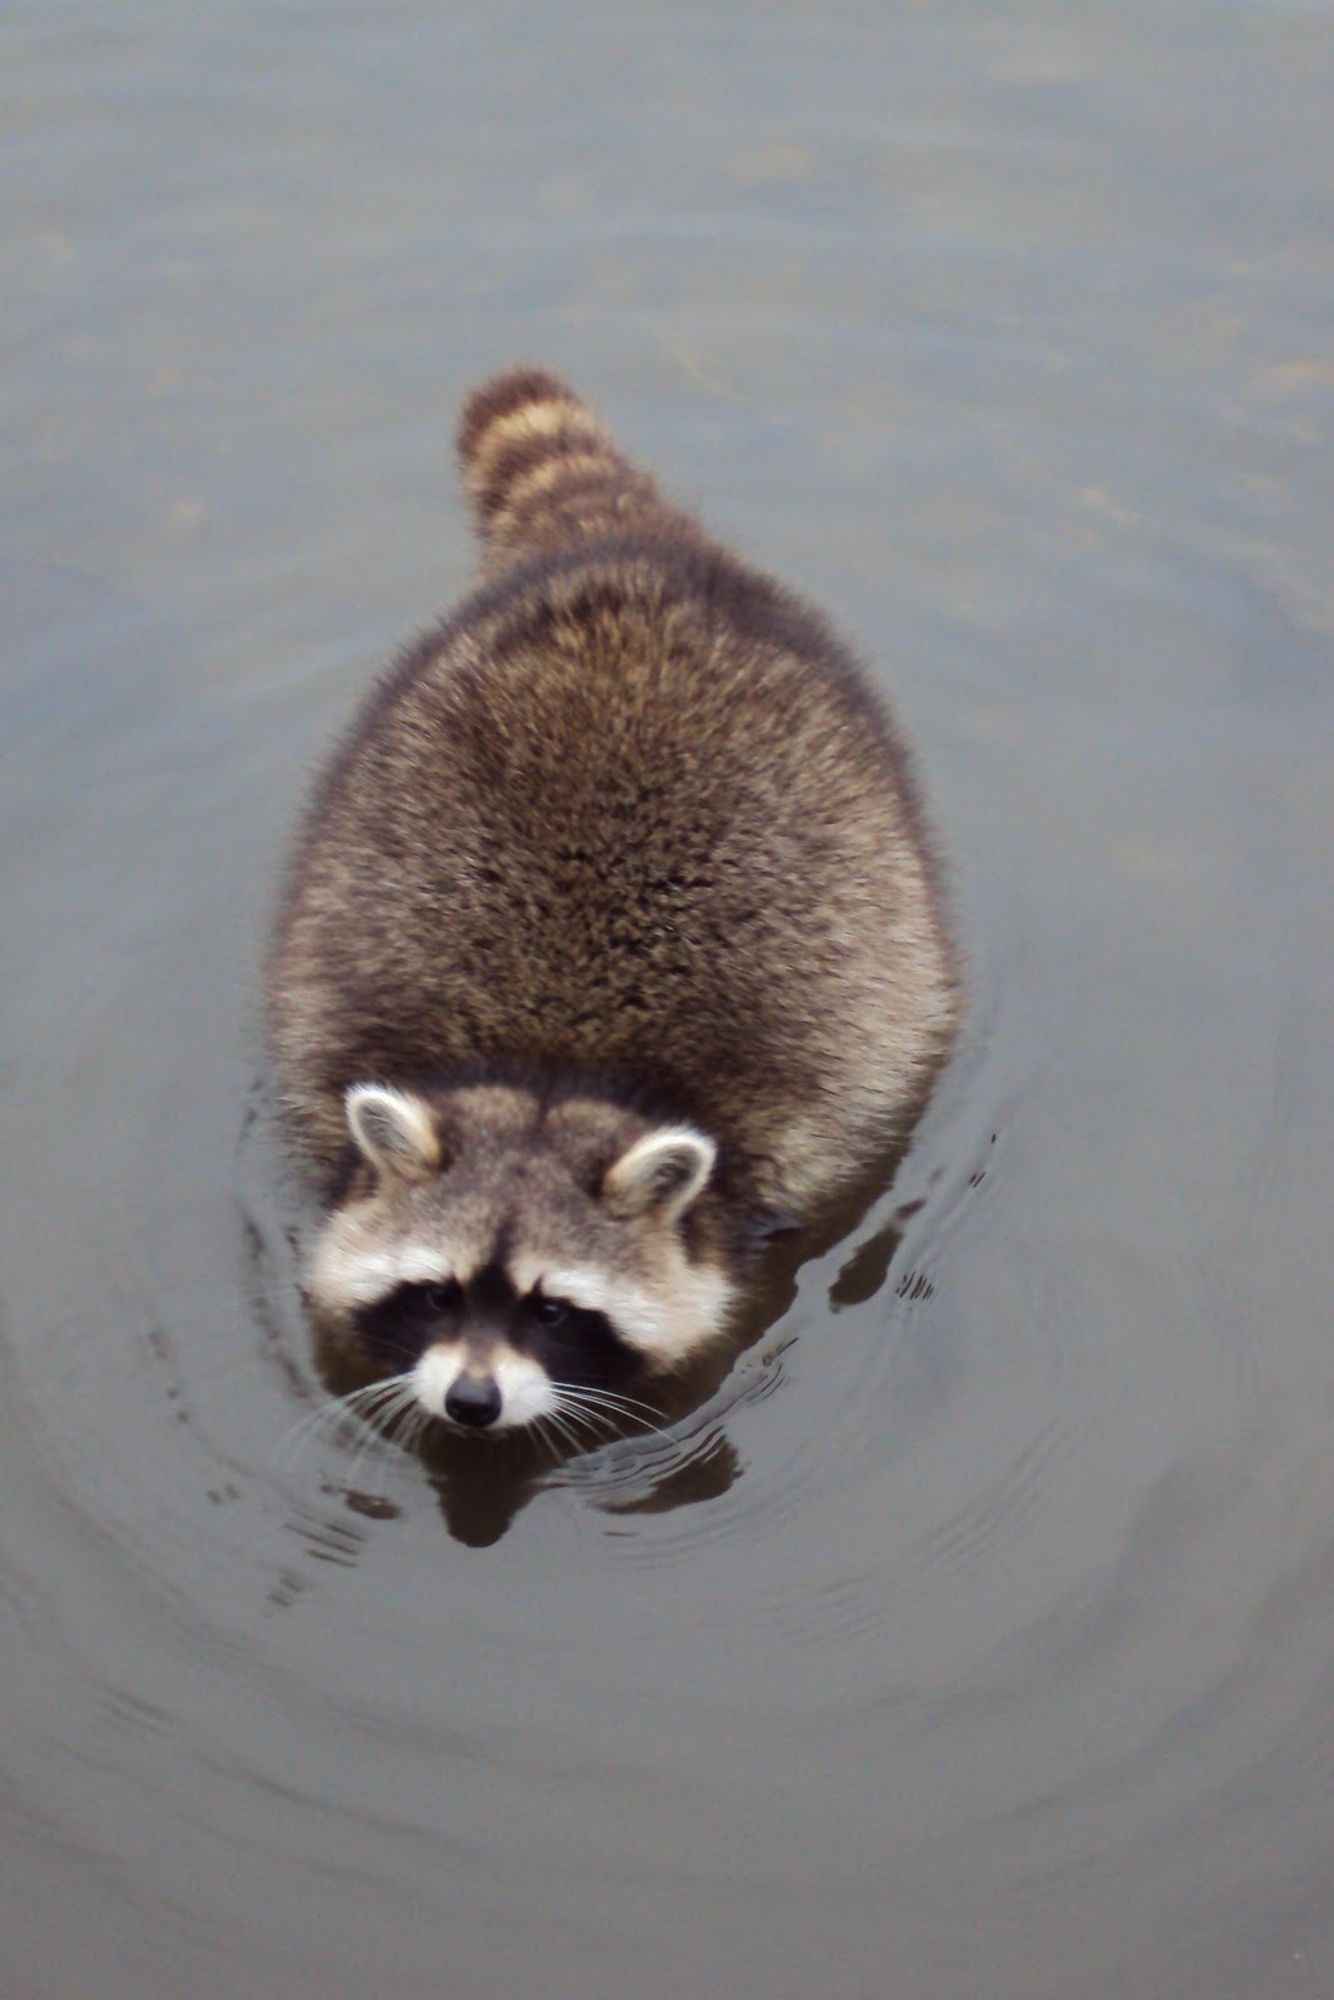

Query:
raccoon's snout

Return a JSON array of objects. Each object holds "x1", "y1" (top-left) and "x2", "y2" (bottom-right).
[{"x1": 444, "y1": 1376, "x2": 502, "y2": 1429}]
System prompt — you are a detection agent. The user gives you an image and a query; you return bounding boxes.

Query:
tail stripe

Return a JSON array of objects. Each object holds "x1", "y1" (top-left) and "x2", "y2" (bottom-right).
[
  {"x1": 475, "y1": 438, "x2": 616, "y2": 528},
  {"x1": 495, "y1": 449, "x2": 620, "y2": 520},
  {"x1": 474, "y1": 429, "x2": 587, "y2": 520},
  {"x1": 460, "y1": 372, "x2": 607, "y2": 483},
  {"x1": 458, "y1": 367, "x2": 582, "y2": 461},
  {"x1": 469, "y1": 397, "x2": 608, "y2": 484},
  {"x1": 503, "y1": 465, "x2": 657, "y2": 544},
  {"x1": 456, "y1": 365, "x2": 684, "y2": 562}
]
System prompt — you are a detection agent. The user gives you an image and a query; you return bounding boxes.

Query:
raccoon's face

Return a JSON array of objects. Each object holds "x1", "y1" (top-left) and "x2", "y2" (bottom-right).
[{"x1": 305, "y1": 1082, "x2": 735, "y2": 1435}]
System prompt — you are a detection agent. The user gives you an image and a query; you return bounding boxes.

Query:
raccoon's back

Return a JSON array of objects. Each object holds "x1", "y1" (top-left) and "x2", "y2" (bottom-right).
[{"x1": 268, "y1": 531, "x2": 954, "y2": 1201}]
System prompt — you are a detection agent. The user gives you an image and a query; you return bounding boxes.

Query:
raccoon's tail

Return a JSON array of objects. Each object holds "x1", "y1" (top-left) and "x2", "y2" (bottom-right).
[{"x1": 457, "y1": 366, "x2": 687, "y2": 568}]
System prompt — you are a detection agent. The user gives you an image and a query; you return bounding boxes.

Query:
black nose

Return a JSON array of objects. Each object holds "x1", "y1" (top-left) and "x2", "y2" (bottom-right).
[{"x1": 445, "y1": 1376, "x2": 502, "y2": 1429}]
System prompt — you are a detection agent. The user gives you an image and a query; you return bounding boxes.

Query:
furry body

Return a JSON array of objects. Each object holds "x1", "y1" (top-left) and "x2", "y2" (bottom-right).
[{"x1": 266, "y1": 368, "x2": 957, "y2": 1430}]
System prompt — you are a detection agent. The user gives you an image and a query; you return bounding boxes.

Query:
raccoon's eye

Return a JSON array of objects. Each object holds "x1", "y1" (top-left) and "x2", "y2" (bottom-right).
[
  {"x1": 530, "y1": 1295, "x2": 571, "y2": 1329},
  {"x1": 421, "y1": 1280, "x2": 460, "y2": 1313}
]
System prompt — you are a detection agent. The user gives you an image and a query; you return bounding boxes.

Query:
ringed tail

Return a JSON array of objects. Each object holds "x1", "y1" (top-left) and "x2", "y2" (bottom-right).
[{"x1": 456, "y1": 366, "x2": 689, "y2": 568}]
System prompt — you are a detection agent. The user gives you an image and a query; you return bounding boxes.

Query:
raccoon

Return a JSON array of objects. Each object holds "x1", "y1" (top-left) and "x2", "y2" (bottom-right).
[{"x1": 266, "y1": 366, "x2": 957, "y2": 1438}]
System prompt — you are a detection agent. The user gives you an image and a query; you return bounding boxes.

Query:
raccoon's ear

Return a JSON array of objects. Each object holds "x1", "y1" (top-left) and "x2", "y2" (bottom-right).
[
  {"x1": 345, "y1": 1084, "x2": 442, "y2": 1181},
  {"x1": 602, "y1": 1127, "x2": 716, "y2": 1224}
]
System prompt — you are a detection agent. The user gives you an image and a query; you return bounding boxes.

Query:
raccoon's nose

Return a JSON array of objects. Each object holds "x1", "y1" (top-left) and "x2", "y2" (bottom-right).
[{"x1": 444, "y1": 1376, "x2": 502, "y2": 1429}]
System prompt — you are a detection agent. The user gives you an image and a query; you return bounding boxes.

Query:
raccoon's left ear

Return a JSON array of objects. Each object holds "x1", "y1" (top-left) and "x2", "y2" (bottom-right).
[
  {"x1": 345, "y1": 1084, "x2": 442, "y2": 1182},
  {"x1": 602, "y1": 1127, "x2": 716, "y2": 1224}
]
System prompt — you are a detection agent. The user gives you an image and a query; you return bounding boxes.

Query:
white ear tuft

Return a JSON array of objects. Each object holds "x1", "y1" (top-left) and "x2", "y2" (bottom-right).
[
  {"x1": 602, "y1": 1126, "x2": 716, "y2": 1224},
  {"x1": 345, "y1": 1084, "x2": 441, "y2": 1181}
]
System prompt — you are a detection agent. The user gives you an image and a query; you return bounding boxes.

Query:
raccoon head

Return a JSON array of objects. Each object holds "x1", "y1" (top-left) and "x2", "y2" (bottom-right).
[{"x1": 305, "y1": 1080, "x2": 736, "y2": 1435}]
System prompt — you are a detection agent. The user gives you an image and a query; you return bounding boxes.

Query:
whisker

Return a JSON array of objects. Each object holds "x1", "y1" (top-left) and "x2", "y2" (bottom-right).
[
  {"x1": 402, "y1": 1408, "x2": 435, "y2": 1454},
  {"x1": 556, "y1": 1392, "x2": 636, "y2": 1424},
  {"x1": 364, "y1": 1399, "x2": 427, "y2": 1496},
  {"x1": 345, "y1": 1425, "x2": 389, "y2": 1490},
  {"x1": 538, "y1": 1405, "x2": 584, "y2": 1456},
  {"x1": 344, "y1": 1374, "x2": 417, "y2": 1419},
  {"x1": 348, "y1": 1381, "x2": 418, "y2": 1429},
  {"x1": 552, "y1": 1383, "x2": 664, "y2": 1421},
  {"x1": 554, "y1": 1384, "x2": 667, "y2": 1434},
  {"x1": 280, "y1": 1371, "x2": 423, "y2": 1485},
  {"x1": 528, "y1": 1408, "x2": 571, "y2": 1461},
  {"x1": 279, "y1": 1405, "x2": 339, "y2": 1467},
  {"x1": 280, "y1": 1395, "x2": 376, "y2": 1469},
  {"x1": 528, "y1": 1412, "x2": 559, "y2": 1458},
  {"x1": 386, "y1": 1398, "x2": 432, "y2": 1454},
  {"x1": 557, "y1": 1405, "x2": 667, "y2": 1449},
  {"x1": 548, "y1": 1395, "x2": 617, "y2": 1445},
  {"x1": 344, "y1": 1407, "x2": 410, "y2": 1481}
]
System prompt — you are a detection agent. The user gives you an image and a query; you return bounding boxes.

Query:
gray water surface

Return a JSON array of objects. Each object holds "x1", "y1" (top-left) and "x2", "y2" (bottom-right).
[{"x1": 4, "y1": 5, "x2": 1334, "y2": 1997}]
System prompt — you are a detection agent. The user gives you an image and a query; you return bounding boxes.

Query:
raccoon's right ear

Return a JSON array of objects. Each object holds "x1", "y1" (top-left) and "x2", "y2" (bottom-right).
[{"x1": 345, "y1": 1084, "x2": 442, "y2": 1182}]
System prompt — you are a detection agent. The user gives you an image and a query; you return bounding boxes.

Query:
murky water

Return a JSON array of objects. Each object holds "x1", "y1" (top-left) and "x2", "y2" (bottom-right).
[{"x1": 4, "y1": 3, "x2": 1334, "y2": 1995}]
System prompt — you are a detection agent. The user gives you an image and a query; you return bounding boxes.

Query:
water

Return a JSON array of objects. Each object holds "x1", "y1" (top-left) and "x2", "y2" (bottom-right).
[{"x1": 3, "y1": 3, "x2": 1333, "y2": 1995}]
